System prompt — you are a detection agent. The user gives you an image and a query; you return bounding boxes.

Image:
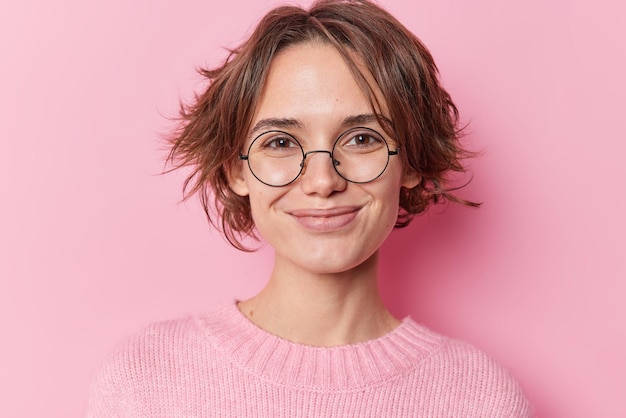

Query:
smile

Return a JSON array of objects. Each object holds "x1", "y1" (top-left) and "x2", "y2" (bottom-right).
[{"x1": 288, "y1": 206, "x2": 361, "y2": 232}]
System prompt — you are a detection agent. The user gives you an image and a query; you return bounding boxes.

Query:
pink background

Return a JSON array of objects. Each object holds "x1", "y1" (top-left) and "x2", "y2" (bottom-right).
[{"x1": 1, "y1": 0, "x2": 625, "y2": 416}]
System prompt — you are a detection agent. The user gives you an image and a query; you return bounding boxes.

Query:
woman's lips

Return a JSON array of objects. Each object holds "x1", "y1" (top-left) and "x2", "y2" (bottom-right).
[{"x1": 288, "y1": 206, "x2": 361, "y2": 231}]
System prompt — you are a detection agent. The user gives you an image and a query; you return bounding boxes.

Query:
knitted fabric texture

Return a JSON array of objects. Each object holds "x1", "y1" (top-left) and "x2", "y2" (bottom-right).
[{"x1": 88, "y1": 303, "x2": 531, "y2": 417}]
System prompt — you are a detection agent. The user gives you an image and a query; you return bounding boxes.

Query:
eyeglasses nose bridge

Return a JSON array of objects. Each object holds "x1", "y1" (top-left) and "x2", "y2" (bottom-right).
[{"x1": 299, "y1": 150, "x2": 341, "y2": 176}]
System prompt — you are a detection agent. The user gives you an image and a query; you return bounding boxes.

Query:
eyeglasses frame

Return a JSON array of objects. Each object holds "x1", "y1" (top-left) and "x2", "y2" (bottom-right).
[{"x1": 239, "y1": 126, "x2": 400, "y2": 187}]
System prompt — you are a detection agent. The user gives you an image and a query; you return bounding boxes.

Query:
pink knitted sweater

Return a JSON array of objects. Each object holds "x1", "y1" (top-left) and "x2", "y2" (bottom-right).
[{"x1": 88, "y1": 303, "x2": 531, "y2": 417}]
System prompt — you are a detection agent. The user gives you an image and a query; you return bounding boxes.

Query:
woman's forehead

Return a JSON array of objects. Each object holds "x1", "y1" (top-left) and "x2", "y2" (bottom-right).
[{"x1": 245, "y1": 43, "x2": 391, "y2": 143}]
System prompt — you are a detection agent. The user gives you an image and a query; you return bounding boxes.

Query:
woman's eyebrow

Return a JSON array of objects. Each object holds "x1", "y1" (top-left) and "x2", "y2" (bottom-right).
[
  {"x1": 341, "y1": 113, "x2": 393, "y2": 128},
  {"x1": 250, "y1": 118, "x2": 304, "y2": 135},
  {"x1": 249, "y1": 114, "x2": 392, "y2": 135}
]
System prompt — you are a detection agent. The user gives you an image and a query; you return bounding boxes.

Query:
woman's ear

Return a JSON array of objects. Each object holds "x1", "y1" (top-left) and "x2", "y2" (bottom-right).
[
  {"x1": 227, "y1": 161, "x2": 250, "y2": 197},
  {"x1": 401, "y1": 170, "x2": 421, "y2": 189}
]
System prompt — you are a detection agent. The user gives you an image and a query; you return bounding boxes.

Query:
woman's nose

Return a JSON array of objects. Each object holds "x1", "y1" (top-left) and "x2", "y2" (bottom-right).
[{"x1": 299, "y1": 150, "x2": 347, "y2": 196}]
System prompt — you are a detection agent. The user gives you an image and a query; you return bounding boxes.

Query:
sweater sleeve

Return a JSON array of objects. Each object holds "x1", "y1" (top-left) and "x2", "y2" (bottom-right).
[
  {"x1": 425, "y1": 338, "x2": 533, "y2": 417},
  {"x1": 86, "y1": 344, "x2": 138, "y2": 418},
  {"x1": 86, "y1": 316, "x2": 201, "y2": 418}
]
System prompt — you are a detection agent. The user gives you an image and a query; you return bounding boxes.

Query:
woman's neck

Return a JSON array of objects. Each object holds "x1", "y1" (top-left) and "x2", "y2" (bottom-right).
[{"x1": 237, "y1": 251, "x2": 399, "y2": 346}]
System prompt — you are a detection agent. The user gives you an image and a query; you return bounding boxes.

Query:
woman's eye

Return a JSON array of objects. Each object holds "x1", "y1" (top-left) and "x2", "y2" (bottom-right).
[
  {"x1": 346, "y1": 133, "x2": 382, "y2": 146},
  {"x1": 265, "y1": 137, "x2": 296, "y2": 148},
  {"x1": 353, "y1": 134, "x2": 371, "y2": 145}
]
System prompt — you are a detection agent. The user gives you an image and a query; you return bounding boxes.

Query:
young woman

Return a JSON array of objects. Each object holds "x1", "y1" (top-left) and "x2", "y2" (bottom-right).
[{"x1": 88, "y1": 1, "x2": 531, "y2": 416}]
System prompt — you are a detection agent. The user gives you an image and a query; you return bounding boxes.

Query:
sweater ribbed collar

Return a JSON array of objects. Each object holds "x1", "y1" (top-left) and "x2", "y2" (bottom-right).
[{"x1": 195, "y1": 303, "x2": 445, "y2": 392}]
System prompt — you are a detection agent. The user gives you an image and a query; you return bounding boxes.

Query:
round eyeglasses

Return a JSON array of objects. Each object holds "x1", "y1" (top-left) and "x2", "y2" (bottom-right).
[{"x1": 239, "y1": 127, "x2": 399, "y2": 187}]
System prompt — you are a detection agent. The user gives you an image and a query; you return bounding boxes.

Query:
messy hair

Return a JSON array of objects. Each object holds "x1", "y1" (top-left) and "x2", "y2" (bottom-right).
[{"x1": 167, "y1": 0, "x2": 478, "y2": 250}]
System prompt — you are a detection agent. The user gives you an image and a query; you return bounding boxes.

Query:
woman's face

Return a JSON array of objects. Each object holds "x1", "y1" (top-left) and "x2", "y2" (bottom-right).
[{"x1": 231, "y1": 42, "x2": 419, "y2": 274}]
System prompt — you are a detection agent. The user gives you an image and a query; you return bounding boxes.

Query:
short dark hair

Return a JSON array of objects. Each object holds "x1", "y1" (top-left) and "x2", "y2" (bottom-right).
[{"x1": 167, "y1": 0, "x2": 478, "y2": 250}]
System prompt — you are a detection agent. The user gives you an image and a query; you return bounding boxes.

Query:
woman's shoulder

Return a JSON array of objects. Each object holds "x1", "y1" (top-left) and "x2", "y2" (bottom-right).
[
  {"x1": 404, "y1": 319, "x2": 532, "y2": 416},
  {"x1": 90, "y1": 318, "x2": 190, "y2": 382},
  {"x1": 94, "y1": 306, "x2": 232, "y2": 371},
  {"x1": 122, "y1": 314, "x2": 201, "y2": 346},
  {"x1": 87, "y1": 308, "x2": 230, "y2": 417}
]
